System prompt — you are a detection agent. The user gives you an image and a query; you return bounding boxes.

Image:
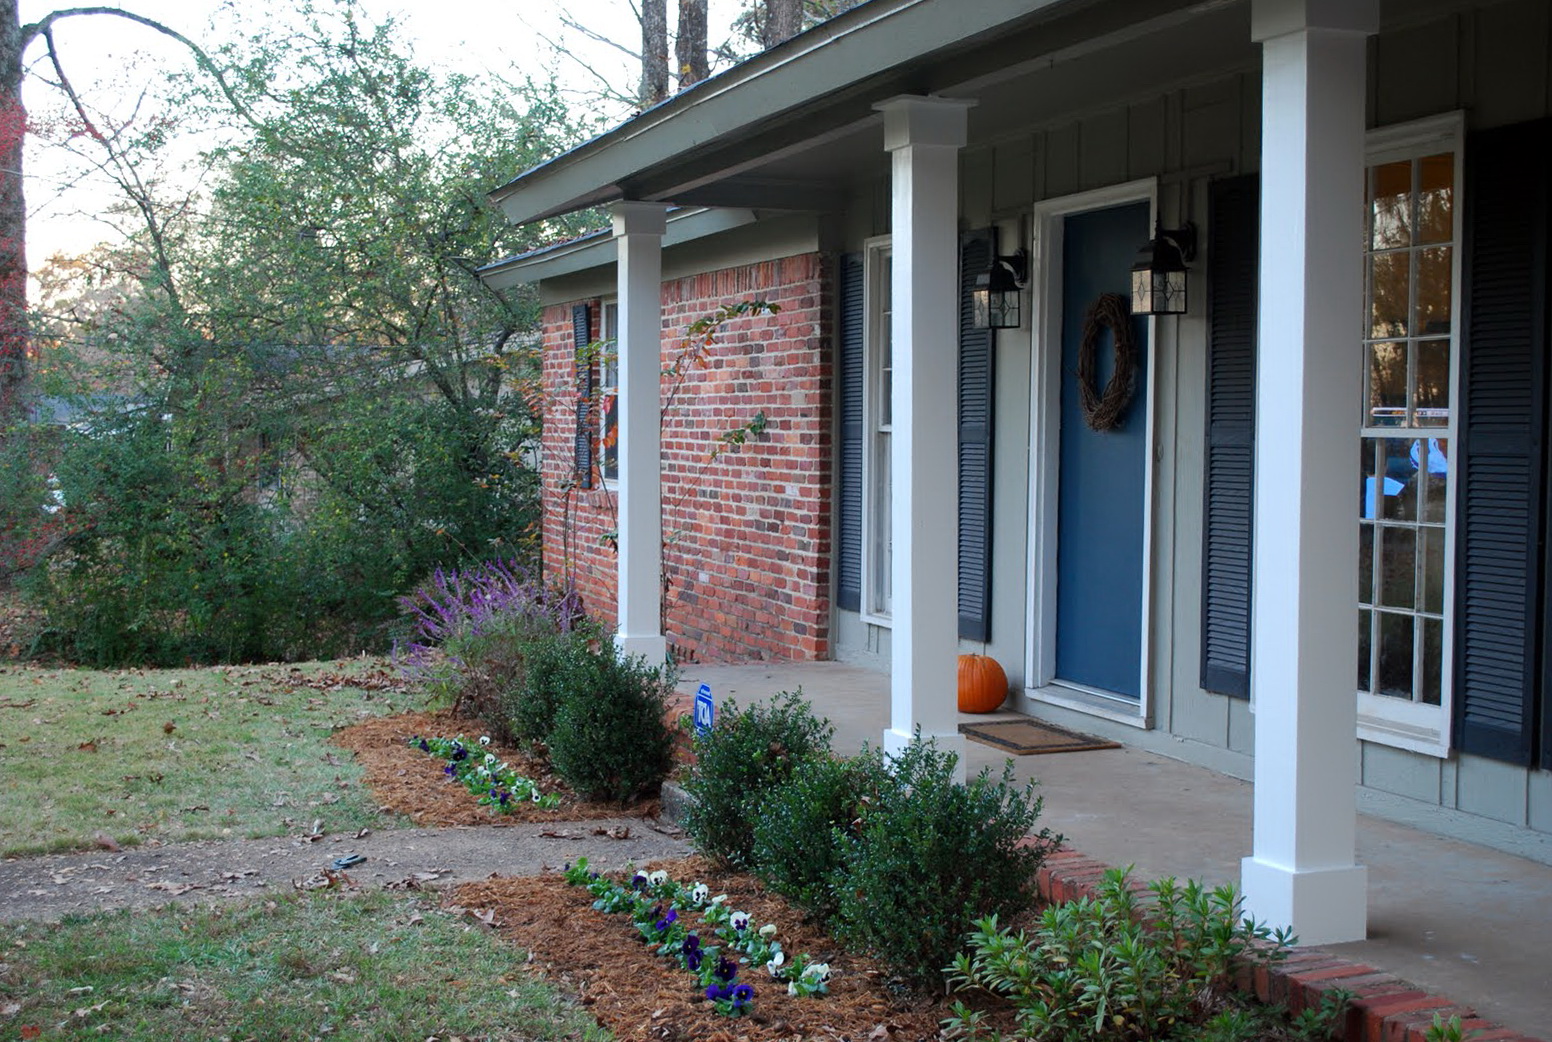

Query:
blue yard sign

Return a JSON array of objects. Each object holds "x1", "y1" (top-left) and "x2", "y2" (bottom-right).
[{"x1": 694, "y1": 683, "x2": 715, "y2": 735}]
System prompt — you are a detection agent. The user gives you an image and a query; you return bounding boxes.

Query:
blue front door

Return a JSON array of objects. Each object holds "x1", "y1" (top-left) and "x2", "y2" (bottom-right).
[{"x1": 1053, "y1": 201, "x2": 1151, "y2": 700}]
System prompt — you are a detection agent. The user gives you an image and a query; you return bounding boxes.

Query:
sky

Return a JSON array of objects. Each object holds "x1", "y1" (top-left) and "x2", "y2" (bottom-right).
[{"x1": 18, "y1": 0, "x2": 745, "y2": 272}]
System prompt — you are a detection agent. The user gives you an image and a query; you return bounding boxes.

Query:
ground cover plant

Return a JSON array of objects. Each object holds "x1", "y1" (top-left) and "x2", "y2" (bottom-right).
[
  {"x1": 0, "y1": 660, "x2": 400, "y2": 857},
  {"x1": 0, "y1": 889, "x2": 610, "y2": 1042},
  {"x1": 408, "y1": 733, "x2": 562, "y2": 812},
  {"x1": 944, "y1": 866, "x2": 1349, "y2": 1042}
]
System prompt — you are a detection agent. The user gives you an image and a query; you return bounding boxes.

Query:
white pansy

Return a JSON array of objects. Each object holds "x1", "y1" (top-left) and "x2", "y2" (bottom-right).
[
  {"x1": 787, "y1": 982, "x2": 798, "y2": 997},
  {"x1": 765, "y1": 951, "x2": 786, "y2": 976},
  {"x1": 479, "y1": 735, "x2": 492, "y2": 746},
  {"x1": 690, "y1": 883, "x2": 709, "y2": 903},
  {"x1": 758, "y1": 923, "x2": 777, "y2": 939},
  {"x1": 730, "y1": 911, "x2": 750, "y2": 931},
  {"x1": 802, "y1": 962, "x2": 831, "y2": 983},
  {"x1": 485, "y1": 752, "x2": 497, "y2": 765},
  {"x1": 647, "y1": 870, "x2": 668, "y2": 887},
  {"x1": 710, "y1": 893, "x2": 729, "y2": 906}
]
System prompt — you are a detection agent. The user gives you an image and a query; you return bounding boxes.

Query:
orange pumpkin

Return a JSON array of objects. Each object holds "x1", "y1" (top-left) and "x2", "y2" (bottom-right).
[{"x1": 957, "y1": 653, "x2": 1008, "y2": 714}]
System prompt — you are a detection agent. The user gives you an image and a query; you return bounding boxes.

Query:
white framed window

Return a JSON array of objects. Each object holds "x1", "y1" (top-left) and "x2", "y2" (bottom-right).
[
  {"x1": 599, "y1": 301, "x2": 619, "y2": 485},
  {"x1": 1357, "y1": 113, "x2": 1463, "y2": 757},
  {"x1": 862, "y1": 236, "x2": 893, "y2": 623}
]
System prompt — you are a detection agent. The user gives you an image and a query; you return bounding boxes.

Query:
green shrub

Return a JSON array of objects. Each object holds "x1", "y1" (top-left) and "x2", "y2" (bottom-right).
[
  {"x1": 750, "y1": 752, "x2": 883, "y2": 922},
  {"x1": 545, "y1": 643, "x2": 676, "y2": 804},
  {"x1": 944, "y1": 868, "x2": 1344, "y2": 1042},
  {"x1": 397, "y1": 562, "x2": 586, "y2": 742},
  {"x1": 833, "y1": 737, "x2": 1058, "y2": 989},
  {"x1": 682, "y1": 689, "x2": 834, "y2": 868},
  {"x1": 501, "y1": 624, "x2": 600, "y2": 744}
]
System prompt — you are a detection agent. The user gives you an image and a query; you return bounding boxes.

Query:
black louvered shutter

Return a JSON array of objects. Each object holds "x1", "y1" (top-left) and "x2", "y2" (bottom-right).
[
  {"x1": 1200, "y1": 175, "x2": 1259, "y2": 699},
  {"x1": 958, "y1": 230, "x2": 995, "y2": 641},
  {"x1": 836, "y1": 254, "x2": 864, "y2": 613},
  {"x1": 1455, "y1": 120, "x2": 1550, "y2": 766},
  {"x1": 572, "y1": 303, "x2": 595, "y2": 489}
]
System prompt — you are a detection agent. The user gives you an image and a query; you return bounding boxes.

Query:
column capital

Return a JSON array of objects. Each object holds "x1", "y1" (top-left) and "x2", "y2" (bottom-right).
[
  {"x1": 874, "y1": 95, "x2": 975, "y2": 152},
  {"x1": 611, "y1": 200, "x2": 668, "y2": 238},
  {"x1": 1252, "y1": 0, "x2": 1378, "y2": 42}
]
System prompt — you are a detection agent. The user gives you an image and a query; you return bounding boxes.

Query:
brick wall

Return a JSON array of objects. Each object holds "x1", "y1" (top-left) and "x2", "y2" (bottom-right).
[{"x1": 539, "y1": 252, "x2": 833, "y2": 664}]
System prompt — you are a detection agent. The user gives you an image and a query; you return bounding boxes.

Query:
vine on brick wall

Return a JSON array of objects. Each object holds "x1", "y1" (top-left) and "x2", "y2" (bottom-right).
[{"x1": 530, "y1": 299, "x2": 779, "y2": 652}]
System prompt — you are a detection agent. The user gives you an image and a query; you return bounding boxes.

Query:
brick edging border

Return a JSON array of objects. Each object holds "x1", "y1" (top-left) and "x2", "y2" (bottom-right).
[{"x1": 1022, "y1": 841, "x2": 1547, "y2": 1042}]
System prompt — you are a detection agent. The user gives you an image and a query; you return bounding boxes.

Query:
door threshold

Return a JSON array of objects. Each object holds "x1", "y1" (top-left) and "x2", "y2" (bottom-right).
[{"x1": 1025, "y1": 682, "x2": 1151, "y2": 730}]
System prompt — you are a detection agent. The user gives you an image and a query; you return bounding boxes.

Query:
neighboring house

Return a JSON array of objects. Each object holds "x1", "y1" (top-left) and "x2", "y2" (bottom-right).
[{"x1": 482, "y1": 0, "x2": 1552, "y2": 944}]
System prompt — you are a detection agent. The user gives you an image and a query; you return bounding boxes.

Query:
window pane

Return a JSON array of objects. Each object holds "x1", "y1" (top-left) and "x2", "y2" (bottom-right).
[
  {"x1": 1379, "y1": 527, "x2": 1416, "y2": 609},
  {"x1": 1421, "y1": 525, "x2": 1446, "y2": 615},
  {"x1": 1377, "y1": 611, "x2": 1414, "y2": 698},
  {"x1": 1361, "y1": 437, "x2": 1411, "y2": 519},
  {"x1": 1370, "y1": 160, "x2": 1412, "y2": 249},
  {"x1": 871, "y1": 432, "x2": 891, "y2": 614},
  {"x1": 1358, "y1": 609, "x2": 1373, "y2": 691},
  {"x1": 1416, "y1": 152, "x2": 1454, "y2": 245},
  {"x1": 1420, "y1": 617, "x2": 1443, "y2": 705},
  {"x1": 1359, "y1": 523, "x2": 1374, "y2": 604},
  {"x1": 1418, "y1": 438, "x2": 1448, "y2": 523},
  {"x1": 1367, "y1": 342, "x2": 1408, "y2": 426},
  {"x1": 1369, "y1": 253, "x2": 1410, "y2": 338},
  {"x1": 1413, "y1": 340, "x2": 1450, "y2": 427},
  {"x1": 1414, "y1": 246, "x2": 1452, "y2": 336},
  {"x1": 1379, "y1": 439, "x2": 1415, "y2": 522}
]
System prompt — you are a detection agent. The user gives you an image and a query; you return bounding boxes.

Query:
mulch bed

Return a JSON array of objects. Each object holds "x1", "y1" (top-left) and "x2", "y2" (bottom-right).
[
  {"x1": 455, "y1": 855, "x2": 1004, "y2": 1042},
  {"x1": 329, "y1": 710, "x2": 661, "y2": 826},
  {"x1": 335, "y1": 710, "x2": 1014, "y2": 1040}
]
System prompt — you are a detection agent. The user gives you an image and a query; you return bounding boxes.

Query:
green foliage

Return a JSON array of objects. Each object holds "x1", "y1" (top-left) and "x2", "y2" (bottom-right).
[
  {"x1": 9, "y1": 0, "x2": 601, "y2": 664},
  {"x1": 943, "y1": 867, "x2": 1339, "y2": 1042},
  {"x1": 749, "y1": 753, "x2": 883, "y2": 922},
  {"x1": 1425, "y1": 1013, "x2": 1484, "y2": 1042},
  {"x1": 503, "y1": 625, "x2": 600, "y2": 744},
  {"x1": 833, "y1": 738, "x2": 1058, "y2": 989},
  {"x1": 544, "y1": 643, "x2": 677, "y2": 804},
  {"x1": 682, "y1": 689, "x2": 835, "y2": 867}
]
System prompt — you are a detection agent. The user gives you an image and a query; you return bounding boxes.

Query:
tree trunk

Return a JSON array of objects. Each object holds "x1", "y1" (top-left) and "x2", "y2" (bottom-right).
[
  {"x1": 640, "y1": 0, "x2": 669, "y2": 108},
  {"x1": 763, "y1": 0, "x2": 802, "y2": 47},
  {"x1": 0, "y1": 0, "x2": 26, "y2": 425},
  {"x1": 675, "y1": 0, "x2": 708, "y2": 90}
]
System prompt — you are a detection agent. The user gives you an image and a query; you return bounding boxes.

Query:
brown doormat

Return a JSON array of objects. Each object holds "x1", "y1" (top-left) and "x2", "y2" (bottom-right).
[{"x1": 958, "y1": 718, "x2": 1121, "y2": 755}]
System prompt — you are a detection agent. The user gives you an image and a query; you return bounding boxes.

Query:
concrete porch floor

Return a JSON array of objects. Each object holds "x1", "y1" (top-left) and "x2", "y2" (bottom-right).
[{"x1": 676, "y1": 660, "x2": 1552, "y2": 1039}]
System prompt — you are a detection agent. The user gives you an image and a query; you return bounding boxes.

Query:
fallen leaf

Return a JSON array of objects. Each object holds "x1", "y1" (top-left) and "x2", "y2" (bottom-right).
[
  {"x1": 20, "y1": 1024, "x2": 40, "y2": 1039},
  {"x1": 162, "y1": 721, "x2": 176, "y2": 734},
  {"x1": 93, "y1": 832, "x2": 120, "y2": 851},
  {"x1": 77, "y1": 739, "x2": 98, "y2": 753}
]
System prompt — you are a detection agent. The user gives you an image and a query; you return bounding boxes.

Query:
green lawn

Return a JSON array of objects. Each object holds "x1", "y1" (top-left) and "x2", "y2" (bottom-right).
[
  {"x1": 0, "y1": 660, "x2": 402, "y2": 857},
  {"x1": 0, "y1": 889, "x2": 611, "y2": 1041}
]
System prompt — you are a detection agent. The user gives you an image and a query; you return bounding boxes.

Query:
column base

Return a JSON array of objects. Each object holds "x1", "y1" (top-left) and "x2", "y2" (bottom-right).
[
  {"x1": 1240, "y1": 856, "x2": 1367, "y2": 946},
  {"x1": 882, "y1": 727, "x2": 968, "y2": 782},
  {"x1": 614, "y1": 632, "x2": 668, "y2": 666}
]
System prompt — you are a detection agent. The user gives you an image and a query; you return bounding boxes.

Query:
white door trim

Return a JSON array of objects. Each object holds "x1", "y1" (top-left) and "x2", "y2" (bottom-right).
[{"x1": 1024, "y1": 178, "x2": 1159, "y2": 728}]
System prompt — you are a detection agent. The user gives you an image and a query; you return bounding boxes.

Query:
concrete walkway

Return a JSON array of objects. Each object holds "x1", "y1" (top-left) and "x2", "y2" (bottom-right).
[{"x1": 679, "y1": 661, "x2": 1552, "y2": 1040}]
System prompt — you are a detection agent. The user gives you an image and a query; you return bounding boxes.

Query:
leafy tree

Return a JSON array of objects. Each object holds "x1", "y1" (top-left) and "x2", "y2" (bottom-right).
[{"x1": 6, "y1": 1, "x2": 598, "y2": 664}]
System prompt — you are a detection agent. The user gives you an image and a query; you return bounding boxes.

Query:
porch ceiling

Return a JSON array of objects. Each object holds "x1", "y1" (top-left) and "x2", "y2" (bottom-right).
[{"x1": 491, "y1": 0, "x2": 1257, "y2": 226}]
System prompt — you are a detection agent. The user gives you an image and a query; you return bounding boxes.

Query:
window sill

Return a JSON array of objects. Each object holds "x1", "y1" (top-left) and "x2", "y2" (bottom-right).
[{"x1": 1356, "y1": 692, "x2": 1449, "y2": 758}]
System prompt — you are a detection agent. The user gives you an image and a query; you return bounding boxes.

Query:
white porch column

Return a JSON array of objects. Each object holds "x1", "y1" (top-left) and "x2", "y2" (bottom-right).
[
  {"x1": 1241, "y1": 0, "x2": 1377, "y2": 946},
  {"x1": 612, "y1": 201, "x2": 669, "y2": 664},
  {"x1": 875, "y1": 95, "x2": 974, "y2": 774}
]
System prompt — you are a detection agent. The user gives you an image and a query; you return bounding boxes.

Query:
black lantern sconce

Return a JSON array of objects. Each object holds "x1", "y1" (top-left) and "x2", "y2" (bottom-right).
[
  {"x1": 971, "y1": 248, "x2": 1029, "y2": 330},
  {"x1": 1130, "y1": 223, "x2": 1197, "y2": 316}
]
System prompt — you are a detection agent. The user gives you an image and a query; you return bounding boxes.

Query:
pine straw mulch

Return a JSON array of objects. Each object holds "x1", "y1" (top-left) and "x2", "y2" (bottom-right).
[
  {"x1": 455, "y1": 854, "x2": 1016, "y2": 1042},
  {"x1": 329, "y1": 709, "x2": 661, "y2": 826}
]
